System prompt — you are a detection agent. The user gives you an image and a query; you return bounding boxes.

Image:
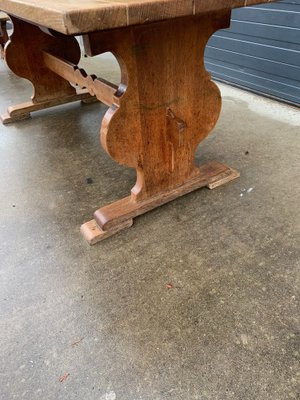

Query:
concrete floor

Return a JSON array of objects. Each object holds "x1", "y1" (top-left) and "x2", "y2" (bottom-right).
[{"x1": 0, "y1": 54, "x2": 299, "y2": 400}]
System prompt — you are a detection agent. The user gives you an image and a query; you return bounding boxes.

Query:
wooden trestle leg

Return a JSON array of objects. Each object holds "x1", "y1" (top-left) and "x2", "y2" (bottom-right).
[
  {"x1": 79, "y1": 11, "x2": 240, "y2": 244},
  {"x1": 1, "y1": 17, "x2": 95, "y2": 124},
  {"x1": 2, "y1": 12, "x2": 239, "y2": 244}
]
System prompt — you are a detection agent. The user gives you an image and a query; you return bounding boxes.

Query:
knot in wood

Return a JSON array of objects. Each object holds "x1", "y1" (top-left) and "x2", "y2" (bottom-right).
[{"x1": 166, "y1": 108, "x2": 187, "y2": 134}]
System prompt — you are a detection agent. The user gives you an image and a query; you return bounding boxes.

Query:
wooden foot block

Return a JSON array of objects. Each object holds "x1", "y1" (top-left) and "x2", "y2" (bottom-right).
[
  {"x1": 81, "y1": 161, "x2": 239, "y2": 245},
  {"x1": 1, "y1": 90, "x2": 97, "y2": 124},
  {"x1": 80, "y1": 218, "x2": 133, "y2": 245},
  {"x1": 1, "y1": 111, "x2": 31, "y2": 123},
  {"x1": 207, "y1": 166, "x2": 240, "y2": 189}
]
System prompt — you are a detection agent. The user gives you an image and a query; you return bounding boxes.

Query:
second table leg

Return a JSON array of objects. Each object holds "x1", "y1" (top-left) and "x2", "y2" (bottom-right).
[{"x1": 1, "y1": 17, "x2": 95, "y2": 124}]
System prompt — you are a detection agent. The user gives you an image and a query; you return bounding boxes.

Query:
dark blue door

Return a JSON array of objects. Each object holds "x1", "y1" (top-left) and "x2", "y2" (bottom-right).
[{"x1": 205, "y1": 0, "x2": 300, "y2": 106}]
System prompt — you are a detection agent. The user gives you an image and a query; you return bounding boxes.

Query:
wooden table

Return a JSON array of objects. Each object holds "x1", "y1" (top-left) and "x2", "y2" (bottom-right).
[{"x1": 0, "y1": 0, "x2": 277, "y2": 244}]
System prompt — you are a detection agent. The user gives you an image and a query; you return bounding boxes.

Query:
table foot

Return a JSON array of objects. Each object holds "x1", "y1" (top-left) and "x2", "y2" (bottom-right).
[
  {"x1": 81, "y1": 161, "x2": 239, "y2": 245},
  {"x1": 1, "y1": 90, "x2": 96, "y2": 124},
  {"x1": 80, "y1": 218, "x2": 133, "y2": 245}
]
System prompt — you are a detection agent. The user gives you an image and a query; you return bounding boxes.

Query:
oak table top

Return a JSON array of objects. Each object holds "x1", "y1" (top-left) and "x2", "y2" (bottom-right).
[{"x1": 0, "y1": 0, "x2": 276, "y2": 34}]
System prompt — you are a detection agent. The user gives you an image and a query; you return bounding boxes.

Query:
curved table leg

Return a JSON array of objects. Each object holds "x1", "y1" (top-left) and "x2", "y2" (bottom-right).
[
  {"x1": 1, "y1": 17, "x2": 95, "y2": 124},
  {"x1": 81, "y1": 11, "x2": 240, "y2": 244}
]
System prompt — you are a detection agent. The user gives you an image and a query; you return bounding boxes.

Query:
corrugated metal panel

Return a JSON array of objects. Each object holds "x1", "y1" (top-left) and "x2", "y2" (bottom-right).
[{"x1": 205, "y1": 0, "x2": 300, "y2": 106}]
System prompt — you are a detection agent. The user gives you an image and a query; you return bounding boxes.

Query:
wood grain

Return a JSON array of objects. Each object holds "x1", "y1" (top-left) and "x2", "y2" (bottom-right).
[
  {"x1": 0, "y1": 0, "x2": 278, "y2": 34},
  {"x1": 85, "y1": 13, "x2": 231, "y2": 204}
]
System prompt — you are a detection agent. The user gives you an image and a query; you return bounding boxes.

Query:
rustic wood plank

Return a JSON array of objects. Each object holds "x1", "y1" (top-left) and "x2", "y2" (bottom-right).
[
  {"x1": 195, "y1": 0, "x2": 272, "y2": 14},
  {"x1": 0, "y1": 0, "x2": 278, "y2": 34}
]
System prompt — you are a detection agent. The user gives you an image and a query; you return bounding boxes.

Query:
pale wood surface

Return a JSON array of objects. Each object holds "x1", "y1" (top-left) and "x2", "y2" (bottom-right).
[
  {"x1": 0, "y1": 11, "x2": 9, "y2": 20},
  {"x1": 0, "y1": 0, "x2": 277, "y2": 34}
]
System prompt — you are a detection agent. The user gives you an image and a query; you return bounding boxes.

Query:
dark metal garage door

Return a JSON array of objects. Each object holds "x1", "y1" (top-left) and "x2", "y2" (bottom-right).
[{"x1": 205, "y1": 0, "x2": 300, "y2": 106}]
